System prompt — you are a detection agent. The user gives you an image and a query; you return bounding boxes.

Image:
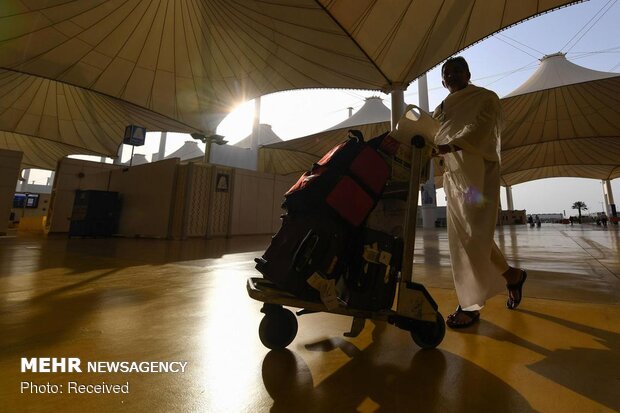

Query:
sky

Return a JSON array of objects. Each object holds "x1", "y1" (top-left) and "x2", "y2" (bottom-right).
[{"x1": 29, "y1": 0, "x2": 620, "y2": 216}]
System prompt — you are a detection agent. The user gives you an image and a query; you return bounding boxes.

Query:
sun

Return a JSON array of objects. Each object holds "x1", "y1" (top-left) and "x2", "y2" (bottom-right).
[{"x1": 216, "y1": 100, "x2": 257, "y2": 145}]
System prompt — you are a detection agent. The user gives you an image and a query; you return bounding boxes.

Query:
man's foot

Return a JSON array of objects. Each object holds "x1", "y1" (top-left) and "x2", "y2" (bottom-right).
[
  {"x1": 446, "y1": 306, "x2": 480, "y2": 329},
  {"x1": 506, "y1": 270, "x2": 527, "y2": 310}
]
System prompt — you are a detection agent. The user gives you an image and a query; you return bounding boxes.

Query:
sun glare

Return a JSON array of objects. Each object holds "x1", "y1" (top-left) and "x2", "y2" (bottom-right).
[{"x1": 216, "y1": 100, "x2": 256, "y2": 145}]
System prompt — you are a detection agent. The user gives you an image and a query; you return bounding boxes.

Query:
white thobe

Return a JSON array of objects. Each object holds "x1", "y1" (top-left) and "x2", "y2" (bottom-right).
[{"x1": 433, "y1": 85, "x2": 509, "y2": 310}]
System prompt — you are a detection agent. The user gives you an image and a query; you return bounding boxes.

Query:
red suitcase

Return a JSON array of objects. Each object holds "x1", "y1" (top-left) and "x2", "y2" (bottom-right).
[{"x1": 283, "y1": 131, "x2": 390, "y2": 227}]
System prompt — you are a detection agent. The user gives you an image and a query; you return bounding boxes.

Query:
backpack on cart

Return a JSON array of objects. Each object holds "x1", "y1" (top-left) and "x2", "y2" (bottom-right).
[{"x1": 255, "y1": 131, "x2": 391, "y2": 300}]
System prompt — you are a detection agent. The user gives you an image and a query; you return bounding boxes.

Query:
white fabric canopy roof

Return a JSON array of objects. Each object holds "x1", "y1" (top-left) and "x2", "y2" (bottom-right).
[
  {"x1": 501, "y1": 54, "x2": 620, "y2": 186},
  {"x1": 325, "y1": 97, "x2": 391, "y2": 131},
  {"x1": 259, "y1": 96, "x2": 391, "y2": 175},
  {"x1": 260, "y1": 54, "x2": 620, "y2": 185},
  {"x1": 0, "y1": 69, "x2": 201, "y2": 169},
  {"x1": 164, "y1": 141, "x2": 204, "y2": 161},
  {"x1": 259, "y1": 122, "x2": 390, "y2": 175},
  {"x1": 0, "y1": 0, "x2": 578, "y2": 169},
  {"x1": 235, "y1": 124, "x2": 283, "y2": 148}
]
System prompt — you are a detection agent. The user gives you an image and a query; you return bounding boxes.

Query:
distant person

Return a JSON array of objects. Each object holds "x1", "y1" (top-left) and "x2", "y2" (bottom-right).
[
  {"x1": 569, "y1": 216, "x2": 574, "y2": 226},
  {"x1": 432, "y1": 56, "x2": 527, "y2": 330},
  {"x1": 528, "y1": 215, "x2": 534, "y2": 227},
  {"x1": 535, "y1": 215, "x2": 541, "y2": 228},
  {"x1": 601, "y1": 213, "x2": 608, "y2": 227}
]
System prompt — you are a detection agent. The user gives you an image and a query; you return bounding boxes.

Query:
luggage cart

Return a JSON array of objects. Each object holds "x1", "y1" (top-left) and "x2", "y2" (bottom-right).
[{"x1": 247, "y1": 134, "x2": 445, "y2": 350}]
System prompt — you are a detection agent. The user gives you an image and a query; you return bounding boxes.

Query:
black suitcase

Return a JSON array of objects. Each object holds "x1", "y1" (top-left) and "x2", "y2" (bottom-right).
[
  {"x1": 337, "y1": 228, "x2": 404, "y2": 311},
  {"x1": 69, "y1": 190, "x2": 120, "y2": 237},
  {"x1": 255, "y1": 213, "x2": 352, "y2": 299}
]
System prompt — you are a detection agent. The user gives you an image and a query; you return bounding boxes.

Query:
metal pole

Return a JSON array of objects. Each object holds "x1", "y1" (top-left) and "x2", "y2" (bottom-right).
[
  {"x1": 506, "y1": 186, "x2": 514, "y2": 210},
  {"x1": 418, "y1": 74, "x2": 437, "y2": 228},
  {"x1": 605, "y1": 179, "x2": 616, "y2": 217},
  {"x1": 114, "y1": 144, "x2": 124, "y2": 165},
  {"x1": 158, "y1": 131, "x2": 168, "y2": 161},
  {"x1": 401, "y1": 138, "x2": 425, "y2": 284},
  {"x1": 21, "y1": 168, "x2": 31, "y2": 191},
  {"x1": 252, "y1": 98, "x2": 261, "y2": 151},
  {"x1": 390, "y1": 89, "x2": 406, "y2": 131},
  {"x1": 418, "y1": 74, "x2": 429, "y2": 112},
  {"x1": 203, "y1": 139, "x2": 211, "y2": 164}
]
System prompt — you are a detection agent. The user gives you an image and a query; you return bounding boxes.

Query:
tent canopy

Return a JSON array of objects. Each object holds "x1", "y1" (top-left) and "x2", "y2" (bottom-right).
[
  {"x1": 501, "y1": 53, "x2": 620, "y2": 186},
  {"x1": 259, "y1": 122, "x2": 391, "y2": 175},
  {"x1": 325, "y1": 97, "x2": 391, "y2": 131},
  {"x1": 259, "y1": 96, "x2": 391, "y2": 175},
  {"x1": 235, "y1": 124, "x2": 283, "y2": 149},
  {"x1": 0, "y1": 0, "x2": 578, "y2": 169},
  {"x1": 260, "y1": 55, "x2": 620, "y2": 185},
  {"x1": 163, "y1": 141, "x2": 204, "y2": 161}
]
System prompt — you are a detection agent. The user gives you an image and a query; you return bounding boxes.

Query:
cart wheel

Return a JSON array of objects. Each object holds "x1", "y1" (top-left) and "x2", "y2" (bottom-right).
[
  {"x1": 259, "y1": 308, "x2": 298, "y2": 350},
  {"x1": 410, "y1": 312, "x2": 445, "y2": 349}
]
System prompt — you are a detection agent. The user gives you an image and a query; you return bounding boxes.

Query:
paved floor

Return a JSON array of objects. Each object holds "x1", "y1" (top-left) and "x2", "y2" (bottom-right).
[{"x1": 1, "y1": 224, "x2": 618, "y2": 412}]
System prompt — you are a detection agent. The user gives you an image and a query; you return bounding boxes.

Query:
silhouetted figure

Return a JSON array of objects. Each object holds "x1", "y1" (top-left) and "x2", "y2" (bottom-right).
[{"x1": 431, "y1": 56, "x2": 526, "y2": 329}]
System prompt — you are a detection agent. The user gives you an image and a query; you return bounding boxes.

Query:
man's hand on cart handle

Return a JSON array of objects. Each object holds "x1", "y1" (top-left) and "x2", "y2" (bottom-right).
[{"x1": 432, "y1": 143, "x2": 461, "y2": 156}]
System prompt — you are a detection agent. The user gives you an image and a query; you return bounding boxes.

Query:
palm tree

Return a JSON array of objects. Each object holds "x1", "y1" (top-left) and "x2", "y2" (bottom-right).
[{"x1": 572, "y1": 201, "x2": 588, "y2": 223}]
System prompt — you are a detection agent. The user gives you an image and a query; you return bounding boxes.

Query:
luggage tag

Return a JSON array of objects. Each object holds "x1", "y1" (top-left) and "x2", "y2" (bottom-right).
[
  {"x1": 362, "y1": 243, "x2": 381, "y2": 263},
  {"x1": 363, "y1": 244, "x2": 393, "y2": 283},
  {"x1": 379, "y1": 251, "x2": 392, "y2": 283},
  {"x1": 307, "y1": 273, "x2": 339, "y2": 310}
]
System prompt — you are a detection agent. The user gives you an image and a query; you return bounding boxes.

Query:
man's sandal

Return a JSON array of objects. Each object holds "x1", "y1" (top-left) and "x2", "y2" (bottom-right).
[
  {"x1": 506, "y1": 270, "x2": 527, "y2": 310},
  {"x1": 446, "y1": 305, "x2": 480, "y2": 329}
]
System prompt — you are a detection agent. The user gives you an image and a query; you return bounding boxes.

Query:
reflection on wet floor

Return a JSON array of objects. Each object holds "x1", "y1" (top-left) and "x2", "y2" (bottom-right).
[{"x1": 1, "y1": 225, "x2": 618, "y2": 412}]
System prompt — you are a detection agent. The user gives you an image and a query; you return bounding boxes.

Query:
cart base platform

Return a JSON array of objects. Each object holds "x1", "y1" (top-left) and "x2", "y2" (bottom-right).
[{"x1": 247, "y1": 277, "x2": 445, "y2": 350}]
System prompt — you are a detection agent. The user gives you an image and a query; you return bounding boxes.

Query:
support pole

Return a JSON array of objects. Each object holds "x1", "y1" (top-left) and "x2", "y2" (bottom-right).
[
  {"x1": 251, "y1": 98, "x2": 261, "y2": 151},
  {"x1": 506, "y1": 186, "x2": 514, "y2": 211},
  {"x1": 203, "y1": 140, "x2": 211, "y2": 164},
  {"x1": 418, "y1": 74, "x2": 429, "y2": 111},
  {"x1": 113, "y1": 144, "x2": 124, "y2": 165},
  {"x1": 390, "y1": 89, "x2": 406, "y2": 131},
  {"x1": 604, "y1": 179, "x2": 616, "y2": 218},
  {"x1": 21, "y1": 168, "x2": 31, "y2": 191},
  {"x1": 157, "y1": 131, "x2": 168, "y2": 162}
]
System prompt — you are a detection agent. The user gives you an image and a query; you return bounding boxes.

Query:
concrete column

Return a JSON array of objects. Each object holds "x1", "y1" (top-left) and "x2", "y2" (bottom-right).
[
  {"x1": 506, "y1": 186, "x2": 514, "y2": 210},
  {"x1": 46, "y1": 171, "x2": 55, "y2": 187},
  {"x1": 251, "y1": 98, "x2": 261, "y2": 151},
  {"x1": 420, "y1": 175, "x2": 437, "y2": 228},
  {"x1": 418, "y1": 74, "x2": 429, "y2": 112},
  {"x1": 390, "y1": 89, "x2": 406, "y2": 131},
  {"x1": 157, "y1": 131, "x2": 168, "y2": 161},
  {"x1": 21, "y1": 168, "x2": 31, "y2": 191},
  {"x1": 113, "y1": 144, "x2": 124, "y2": 165},
  {"x1": 604, "y1": 179, "x2": 616, "y2": 217}
]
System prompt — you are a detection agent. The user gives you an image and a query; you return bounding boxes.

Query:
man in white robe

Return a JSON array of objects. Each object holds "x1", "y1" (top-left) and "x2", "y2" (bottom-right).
[{"x1": 432, "y1": 57, "x2": 527, "y2": 328}]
